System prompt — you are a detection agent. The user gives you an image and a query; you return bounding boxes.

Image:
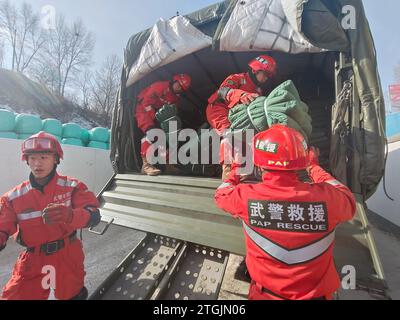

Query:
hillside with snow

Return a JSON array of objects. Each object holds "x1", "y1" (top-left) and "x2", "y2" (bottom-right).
[{"x1": 0, "y1": 68, "x2": 105, "y2": 129}]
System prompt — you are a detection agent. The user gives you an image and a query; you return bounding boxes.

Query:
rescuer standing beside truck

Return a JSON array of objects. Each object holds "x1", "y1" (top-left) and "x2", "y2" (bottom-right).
[
  {"x1": 215, "y1": 125, "x2": 356, "y2": 300},
  {"x1": 0, "y1": 131, "x2": 101, "y2": 300}
]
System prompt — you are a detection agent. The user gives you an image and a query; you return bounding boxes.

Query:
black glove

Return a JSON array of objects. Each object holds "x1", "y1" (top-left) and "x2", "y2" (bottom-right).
[{"x1": 155, "y1": 104, "x2": 178, "y2": 123}]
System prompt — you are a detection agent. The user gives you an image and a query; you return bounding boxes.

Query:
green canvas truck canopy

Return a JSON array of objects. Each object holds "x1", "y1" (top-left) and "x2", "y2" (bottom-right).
[{"x1": 110, "y1": 0, "x2": 386, "y2": 199}]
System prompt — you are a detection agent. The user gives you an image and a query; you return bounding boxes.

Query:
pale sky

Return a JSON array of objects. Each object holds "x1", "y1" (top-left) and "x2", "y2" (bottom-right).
[{"x1": 9, "y1": 0, "x2": 400, "y2": 102}]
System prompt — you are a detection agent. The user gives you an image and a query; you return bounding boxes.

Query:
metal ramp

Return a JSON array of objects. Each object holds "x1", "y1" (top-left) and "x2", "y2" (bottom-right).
[
  {"x1": 93, "y1": 173, "x2": 389, "y2": 300},
  {"x1": 99, "y1": 174, "x2": 246, "y2": 255},
  {"x1": 89, "y1": 233, "x2": 229, "y2": 300}
]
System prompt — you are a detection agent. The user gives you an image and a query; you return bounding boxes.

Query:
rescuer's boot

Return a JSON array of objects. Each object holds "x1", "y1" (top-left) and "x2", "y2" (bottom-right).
[{"x1": 141, "y1": 156, "x2": 161, "y2": 176}]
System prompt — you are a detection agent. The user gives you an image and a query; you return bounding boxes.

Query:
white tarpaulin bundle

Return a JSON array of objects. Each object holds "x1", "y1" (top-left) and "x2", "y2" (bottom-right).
[
  {"x1": 126, "y1": 16, "x2": 212, "y2": 87},
  {"x1": 219, "y1": 0, "x2": 321, "y2": 53},
  {"x1": 126, "y1": 0, "x2": 324, "y2": 87}
]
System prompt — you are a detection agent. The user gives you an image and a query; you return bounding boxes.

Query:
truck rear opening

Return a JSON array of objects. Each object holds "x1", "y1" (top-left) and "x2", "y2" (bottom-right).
[
  {"x1": 94, "y1": 0, "x2": 388, "y2": 300},
  {"x1": 92, "y1": 53, "x2": 388, "y2": 296}
]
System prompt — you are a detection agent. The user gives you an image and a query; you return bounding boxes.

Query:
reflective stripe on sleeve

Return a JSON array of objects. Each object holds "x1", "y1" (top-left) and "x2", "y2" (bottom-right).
[
  {"x1": 17, "y1": 211, "x2": 42, "y2": 221},
  {"x1": 57, "y1": 179, "x2": 78, "y2": 188},
  {"x1": 217, "y1": 182, "x2": 233, "y2": 190},
  {"x1": 326, "y1": 180, "x2": 342, "y2": 187},
  {"x1": 8, "y1": 184, "x2": 32, "y2": 201},
  {"x1": 242, "y1": 222, "x2": 335, "y2": 265}
]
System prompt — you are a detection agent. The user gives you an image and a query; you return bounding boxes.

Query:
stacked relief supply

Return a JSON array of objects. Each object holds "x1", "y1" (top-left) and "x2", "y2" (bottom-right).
[
  {"x1": 42, "y1": 118, "x2": 63, "y2": 142},
  {"x1": 87, "y1": 127, "x2": 110, "y2": 150},
  {"x1": 62, "y1": 123, "x2": 84, "y2": 146},
  {"x1": 14, "y1": 114, "x2": 43, "y2": 140},
  {"x1": 0, "y1": 109, "x2": 110, "y2": 150},
  {"x1": 81, "y1": 129, "x2": 90, "y2": 147},
  {"x1": 0, "y1": 109, "x2": 17, "y2": 139}
]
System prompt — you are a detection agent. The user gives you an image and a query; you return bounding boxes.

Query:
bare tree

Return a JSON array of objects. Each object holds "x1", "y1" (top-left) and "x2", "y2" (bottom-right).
[
  {"x1": 90, "y1": 54, "x2": 121, "y2": 126},
  {"x1": 0, "y1": 0, "x2": 17, "y2": 70},
  {"x1": 74, "y1": 68, "x2": 93, "y2": 109},
  {"x1": 0, "y1": 0, "x2": 46, "y2": 72},
  {"x1": 30, "y1": 15, "x2": 95, "y2": 97}
]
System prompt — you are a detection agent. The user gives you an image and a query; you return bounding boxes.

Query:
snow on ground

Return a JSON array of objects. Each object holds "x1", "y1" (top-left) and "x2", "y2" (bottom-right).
[
  {"x1": 0, "y1": 104, "x2": 14, "y2": 112},
  {"x1": 69, "y1": 112, "x2": 99, "y2": 130}
]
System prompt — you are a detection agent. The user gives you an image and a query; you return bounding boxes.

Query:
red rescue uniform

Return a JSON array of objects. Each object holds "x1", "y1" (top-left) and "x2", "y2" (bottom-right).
[
  {"x1": 206, "y1": 72, "x2": 262, "y2": 135},
  {"x1": 0, "y1": 171, "x2": 99, "y2": 300},
  {"x1": 135, "y1": 81, "x2": 181, "y2": 156},
  {"x1": 215, "y1": 165, "x2": 356, "y2": 300}
]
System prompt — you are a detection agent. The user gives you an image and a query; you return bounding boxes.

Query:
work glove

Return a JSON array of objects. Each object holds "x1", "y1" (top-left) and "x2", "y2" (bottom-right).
[
  {"x1": 239, "y1": 93, "x2": 259, "y2": 105},
  {"x1": 155, "y1": 104, "x2": 178, "y2": 123},
  {"x1": 0, "y1": 231, "x2": 8, "y2": 252},
  {"x1": 156, "y1": 104, "x2": 182, "y2": 137},
  {"x1": 42, "y1": 203, "x2": 73, "y2": 225}
]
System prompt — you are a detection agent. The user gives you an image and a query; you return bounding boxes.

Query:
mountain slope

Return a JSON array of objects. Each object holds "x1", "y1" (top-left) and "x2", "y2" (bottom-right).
[{"x1": 0, "y1": 68, "x2": 103, "y2": 129}]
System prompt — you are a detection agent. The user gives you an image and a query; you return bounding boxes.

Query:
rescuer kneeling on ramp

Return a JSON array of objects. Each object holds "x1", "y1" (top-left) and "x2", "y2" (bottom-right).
[
  {"x1": 0, "y1": 131, "x2": 101, "y2": 300},
  {"x1": 215, "y1": 125, "x2": 356, "y2": 300}
]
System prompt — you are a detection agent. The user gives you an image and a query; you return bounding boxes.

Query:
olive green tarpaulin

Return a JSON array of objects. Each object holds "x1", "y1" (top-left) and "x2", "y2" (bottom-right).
[
  {"x1": 228, "y1": 80, "x2": 312, "y2": 141},
  {"x1": 289, "y1": 0, "x2": 386, "y2": 198},
  {"x1": 111, "y1": 0, "x2": 386, "y2": 199}
]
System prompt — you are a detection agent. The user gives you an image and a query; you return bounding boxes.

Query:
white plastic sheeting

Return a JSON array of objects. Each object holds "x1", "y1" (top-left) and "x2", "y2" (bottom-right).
[
  {"x1": 281, "y1": 0, "x2": 309, "y2": 33},
  {"x1": 127, "y1": 16, "x2": 212, "y2": 87},
  {"x1": 219, "y1": 0, "x2": 322, "y2": 54}
]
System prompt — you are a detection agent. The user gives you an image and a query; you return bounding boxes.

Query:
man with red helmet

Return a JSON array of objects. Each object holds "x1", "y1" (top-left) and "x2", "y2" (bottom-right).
[
  {"x1": 0, "y1": 131, "x2": 101, "y2": 300},
  {"x1": 135, "y1": 73, "x2": 192, "y2": 176},
  {"x1": 206, "y1": 55, "x2": 277, "y2": 179},
  {"x1": 215, "y1": 125, "x2": 356, "y2": 300}
]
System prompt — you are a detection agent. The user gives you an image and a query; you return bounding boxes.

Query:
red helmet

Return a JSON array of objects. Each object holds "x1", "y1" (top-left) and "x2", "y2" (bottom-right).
[
  {"x1": 252, "y1": 125, "x2": 310, "y2": 171},
  {"x1": 21, "y1": 131, "x2": 63, "y2": 161},
  {"x1": 248, "y1": 55, "x2": 277, "y2": 76},
  {"x1": 172, "y1": 74, "x2": 191, "y2": 91}
]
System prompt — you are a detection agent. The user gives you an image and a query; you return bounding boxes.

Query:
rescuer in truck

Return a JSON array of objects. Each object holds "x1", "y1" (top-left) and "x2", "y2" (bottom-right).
[
  {"x1": 206, "y1": 55, "x2": 277, "y2": 180},
  {"x1": 215, "y1": 125, "x2": 356, "y2": 300},
  {"x1": 0, "y1": 131, "x2": 101, "y2": 300},
  {"x1": 135, "y1": 73, "x2": 192, "y2": 176}
]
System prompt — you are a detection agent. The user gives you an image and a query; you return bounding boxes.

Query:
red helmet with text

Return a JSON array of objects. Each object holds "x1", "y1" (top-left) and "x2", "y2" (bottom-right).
[
  {"x1": 248, "y1": 55, "x2": 277, "y2": 77},
  {"x1": 21, "y1": 131, "x2": 63, "y2": 162},
  {"x1": 252, "y1": 125, "x2": 310, "y2": 171},
  {"x1": 172, "y1": 74, "x2": 192, "y2": 91}
]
